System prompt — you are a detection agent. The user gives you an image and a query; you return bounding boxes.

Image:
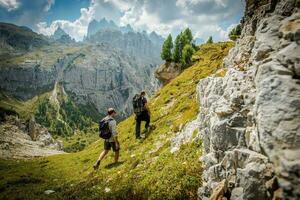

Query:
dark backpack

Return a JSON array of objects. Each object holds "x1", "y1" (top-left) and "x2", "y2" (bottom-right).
[
  {"x1": 99, "y1": 118, "x2": 112, "y2": 139},
  {"x1": 132, "y1": 94, "x2": 144, "y2": 115}
]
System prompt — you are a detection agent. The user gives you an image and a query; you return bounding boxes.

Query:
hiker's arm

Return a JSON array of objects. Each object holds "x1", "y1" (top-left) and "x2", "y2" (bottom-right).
[
  {"x1": 144, "y1": 102, "x2": 151, "y2": 114},
  {"x1": 110, "y1": 121, "x2": 119, "y2": 149},
  {"x1": 114, "y1": 136, "x2": 119, "y2": 149}
]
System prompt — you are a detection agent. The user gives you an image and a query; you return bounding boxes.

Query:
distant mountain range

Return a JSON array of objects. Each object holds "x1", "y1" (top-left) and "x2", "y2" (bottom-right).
[
  {"x1": 87, "y1": 18, "x2": 135, "y2": 37},
  {"x1": 0, "y1": 21, "x2": 162, "y2": 123},
  {"x1": 85, "y1": 18, "x2": 164, "y2": 63}
]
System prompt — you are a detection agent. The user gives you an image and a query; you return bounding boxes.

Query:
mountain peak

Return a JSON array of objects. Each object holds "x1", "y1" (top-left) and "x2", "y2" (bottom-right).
[{"x1": 51, "y1": 26, "x2": 74, "y2": 43}]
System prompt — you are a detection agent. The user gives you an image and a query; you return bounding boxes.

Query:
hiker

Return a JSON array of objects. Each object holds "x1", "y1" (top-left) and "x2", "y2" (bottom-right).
[
  {"x1": 133, "y1": 91, "x2": 150, "y2": 139},
  {"x1": 93, "y1": 108, "x2": 119, "y2": 170}
]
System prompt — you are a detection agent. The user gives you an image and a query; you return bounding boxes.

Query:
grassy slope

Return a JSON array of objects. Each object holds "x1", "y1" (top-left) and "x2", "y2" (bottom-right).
[
  {"x1": 0, "y1": 42, "x2": 234, "y2": 200},
  {"x1": 0, "y1": 43, "x2": 81, "y2": 69},
  {"x1": 0, "y1": 92, "x2": 51, "y2": 120},
  {"x1": 0, "y1": 85, "x2": 96, "y2": 152}
]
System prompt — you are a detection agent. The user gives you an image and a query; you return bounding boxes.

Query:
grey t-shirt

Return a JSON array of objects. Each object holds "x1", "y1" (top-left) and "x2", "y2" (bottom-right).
[{"x1": 104, "y1": 116, "x2": 117, "y2": 142}]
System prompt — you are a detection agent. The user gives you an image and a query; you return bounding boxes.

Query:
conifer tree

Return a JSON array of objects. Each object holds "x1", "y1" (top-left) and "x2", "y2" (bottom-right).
[
  {"x1": 161, "y1": 34, "x2": 173, "y2": 61},
  {"x1": 183, "y1": 28, "x2": 193, "y2": 44},
  {"x1": 173, "y1": 33, "x2": 182, "y2": 63},
  {"x1": 206, "y1": 36, "x2": 213, "y2": 44},
  {"x1": 181, "y1": 44, "x2": 195, "y2": 66}
]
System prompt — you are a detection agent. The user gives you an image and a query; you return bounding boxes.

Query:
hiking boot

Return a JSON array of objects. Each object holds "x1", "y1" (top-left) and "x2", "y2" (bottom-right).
[{"x1": 93, "y1": 161, "x2": 100, "y2": 170}]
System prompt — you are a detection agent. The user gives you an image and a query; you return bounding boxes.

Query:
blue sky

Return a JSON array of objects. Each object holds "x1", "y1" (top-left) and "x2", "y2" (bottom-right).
[
  {"x1": 0, "y1": 0, "x2": 245, "y2": 41},
  {"x1": 45, "y1": 0, "x2": 90, "y2": 23}
]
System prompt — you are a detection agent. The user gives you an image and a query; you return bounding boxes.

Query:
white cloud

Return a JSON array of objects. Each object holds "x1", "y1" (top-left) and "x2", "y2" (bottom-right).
[
  {"x1": 44, "y1": 0, "x2": 55, "y2": 11},
  {"x1": 37, "y1": 6, "x2": 93, "y2": 41},
  {"x1": 0, "y1": 0, "x2": 20, "y2": 11},
  {"x1": 36, "y1": 0, "x2": 244, "y2": 42}
]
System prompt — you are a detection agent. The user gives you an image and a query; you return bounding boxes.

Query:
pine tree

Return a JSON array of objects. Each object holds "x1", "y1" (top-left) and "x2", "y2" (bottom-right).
[
  {"x1": 183, "y1": 28, "x2": 193, "y2": 44},
  {"x1": 206, "y1": 36, "x2": 213, "y2": 44},
  {"x1": 181, "y1": 44, "x2": 195, "y2": 66},
  {"x1": 173, "y1": 33, "x2": 182, "y2": 63},
  {"x1": 161, "y1": 34, "x2": 173, "y2": 62}
]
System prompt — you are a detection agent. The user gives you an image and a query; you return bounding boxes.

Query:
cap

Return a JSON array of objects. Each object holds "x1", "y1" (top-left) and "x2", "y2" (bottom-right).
[{"x1": 107, "y1": 107, "x2": 116, "y2": 115}]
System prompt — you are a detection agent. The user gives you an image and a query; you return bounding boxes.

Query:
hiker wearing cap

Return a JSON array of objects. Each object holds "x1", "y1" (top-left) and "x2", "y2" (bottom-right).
[
  {"x1": 93, "y1": 108, "x2": 119, "y2": 170},
  {"x1": 132, "y1": 91, "x2": 150, "y2": 139}
]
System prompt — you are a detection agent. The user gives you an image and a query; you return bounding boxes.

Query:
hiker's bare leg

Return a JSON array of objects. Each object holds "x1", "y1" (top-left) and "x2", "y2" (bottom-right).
[
  {"x1": 93, "y1": 150, "x2": 109, "y2": 170},
  {"x1": 98, "y1": 150, "x2": 109, "y2": 161},
  {"x1": 114, "y1": 151, "x2": 119, "y2": 163}
]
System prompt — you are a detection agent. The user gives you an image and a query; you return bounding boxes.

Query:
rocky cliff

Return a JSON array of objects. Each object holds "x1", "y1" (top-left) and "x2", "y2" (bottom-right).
[
  {"x1": 0, "y1": 30, "x2": 160, "y2": 122},
  {"x1": 197, "y1": 0, "x2": 300, "y2": 199},
  {"x1": 62, "y1": 44, "x2": 159, "y2": 118}
]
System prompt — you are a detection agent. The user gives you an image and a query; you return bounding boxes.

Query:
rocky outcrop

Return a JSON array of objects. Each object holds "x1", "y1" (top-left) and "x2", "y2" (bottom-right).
[
  {"x1": 197, "y1": 0, "x2": 300, "y2": 199},
  {"x1": 155, "y1": 62, "x2": 182, "y2": 85},
  {"x1": 0, "y1": 115, "x2": 63, "y2": 159}
]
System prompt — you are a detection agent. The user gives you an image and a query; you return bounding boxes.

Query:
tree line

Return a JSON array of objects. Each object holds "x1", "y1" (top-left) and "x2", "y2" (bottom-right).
[
  {"x1": 161, "y1": 28, "x2": 197, "y2": 66},
  {"x1": 161, "y1": 24, "x2": 242, "y2": 66},
  {"x1": 161, "y1": 28, "x2": 217, "y2": 67}
]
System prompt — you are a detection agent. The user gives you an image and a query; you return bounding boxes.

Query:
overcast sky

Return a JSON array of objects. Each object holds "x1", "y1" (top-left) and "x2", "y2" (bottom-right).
[{"x1": 0, "y1": 0, "x2": 245, "y2": 41}]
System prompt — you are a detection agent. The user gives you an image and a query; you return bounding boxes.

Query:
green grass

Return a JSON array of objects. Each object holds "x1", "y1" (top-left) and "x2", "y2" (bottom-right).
[
  {"x1": 0, "y1": 44, "x2": 82, "y2": 69},
  {"x1": 0, "y1": 92, "x2": 51, "y2": 120},
  {"x1": 0, "y1": 42, "x2": 234, "y2": 200}
]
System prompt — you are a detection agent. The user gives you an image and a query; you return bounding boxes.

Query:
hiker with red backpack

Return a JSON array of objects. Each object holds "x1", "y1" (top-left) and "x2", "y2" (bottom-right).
[
  {"x1": 133, "y1": 91, "x2": 150, "y2": 139},
  {"x1": 93, "y1": 108, "x2": 119, "y2": 170}
]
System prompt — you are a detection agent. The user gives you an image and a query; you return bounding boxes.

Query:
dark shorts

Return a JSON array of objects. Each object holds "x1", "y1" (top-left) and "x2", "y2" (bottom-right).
[{"x1": 104, "y1": 141, "x2": 119, "y2": 152}]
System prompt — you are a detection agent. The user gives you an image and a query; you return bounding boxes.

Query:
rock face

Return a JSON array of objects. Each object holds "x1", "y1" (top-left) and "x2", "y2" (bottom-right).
[
  {"x1": 0, "y1": 64, "x2": 56, "y2": 100},
  {"x1": 62, "y1": 44, "x2": 159, "y2": 118},
  {"x1": 197, "y1": 0, "x2": 300, "y2": 199},
  {"x1": 155, "y1": 62, "x2": 182, "y2": 85},
  {"x1": 0, "y1": 116, "x2": 64, "y2": 159}
]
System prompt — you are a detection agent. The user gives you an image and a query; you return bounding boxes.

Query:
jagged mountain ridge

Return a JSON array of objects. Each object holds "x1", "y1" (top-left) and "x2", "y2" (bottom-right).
[
  {"x1": 86, "y1": 18, "x2": 164, "y2": 63},
  {"x1": 51, "y1": 27, "x2": 74, "y2": 43}
]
